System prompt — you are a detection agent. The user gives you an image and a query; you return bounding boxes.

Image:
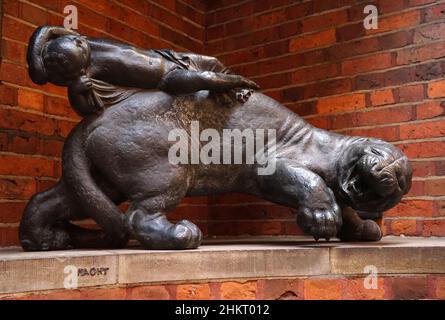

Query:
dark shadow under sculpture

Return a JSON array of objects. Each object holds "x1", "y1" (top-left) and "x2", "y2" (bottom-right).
[{"x1": 20, "y1": 26, "x2": 412, "y2": 251}]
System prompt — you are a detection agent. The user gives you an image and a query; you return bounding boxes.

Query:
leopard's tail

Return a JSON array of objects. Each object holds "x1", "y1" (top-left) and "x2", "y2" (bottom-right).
[{"x1": 62, "y1": 120, "x2": 128, "y2": 247}]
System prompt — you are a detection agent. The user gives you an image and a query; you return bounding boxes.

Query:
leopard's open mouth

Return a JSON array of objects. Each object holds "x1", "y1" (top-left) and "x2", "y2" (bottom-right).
[
  {"x1": 340, "y1": 153, "x2": 410, "y2": 212},
  {"x1": 341, "y1": 163, "x2": 383, "y2": 207}
]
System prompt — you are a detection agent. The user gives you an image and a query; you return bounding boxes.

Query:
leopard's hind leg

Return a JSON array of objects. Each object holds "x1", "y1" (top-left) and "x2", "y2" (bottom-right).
[
  {"x1": 19, "y1": 180, "x2": 128, "y2": 251},
  {"x1": 125, "y1": 196, "x2": 202, "y2": 250},
  {"x1": 20, "y1": 181, "x2": 75, "y2": 251},
  {"x1": 337, "y1": 207, "x2": 383, "y2": 242}
]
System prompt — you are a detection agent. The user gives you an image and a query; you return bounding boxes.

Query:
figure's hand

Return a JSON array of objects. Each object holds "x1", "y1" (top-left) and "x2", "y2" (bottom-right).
[
  {"x1": 237, "y1": 76, "x2": 260, "y2": 90},
  {"x1": 70, "y1": 75, "x2": 93, "y2": 93}
]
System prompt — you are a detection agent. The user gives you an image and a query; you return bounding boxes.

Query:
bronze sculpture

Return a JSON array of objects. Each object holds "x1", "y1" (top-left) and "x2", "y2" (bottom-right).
[{"x1": 19, "y1": 26, "x2": 412, "y2": 251}]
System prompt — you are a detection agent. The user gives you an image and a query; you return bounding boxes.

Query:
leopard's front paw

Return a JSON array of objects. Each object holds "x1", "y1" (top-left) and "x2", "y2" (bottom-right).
[{"x1": 298, "y1": 198, "x2": 342, "y2": 241}]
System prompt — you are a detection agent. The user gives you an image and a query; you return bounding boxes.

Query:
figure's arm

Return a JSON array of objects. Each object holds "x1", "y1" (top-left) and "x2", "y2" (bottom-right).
[
  {"x1": 158, "y1": 70, "x2": 259, "y2": 95},
  {"x1": 86, "y1": 40, "x2": 257, "y2": 94}
]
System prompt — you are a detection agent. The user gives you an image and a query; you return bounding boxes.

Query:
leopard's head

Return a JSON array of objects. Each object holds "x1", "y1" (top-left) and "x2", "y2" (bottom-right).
[{"x1": 336, "y1": 138, "x2": 412, "y2": 212}]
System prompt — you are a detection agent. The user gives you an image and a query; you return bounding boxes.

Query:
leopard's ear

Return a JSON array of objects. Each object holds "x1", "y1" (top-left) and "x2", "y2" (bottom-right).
[{"x1": 27, "y1": 25, "x2": 80, "y2": 85}]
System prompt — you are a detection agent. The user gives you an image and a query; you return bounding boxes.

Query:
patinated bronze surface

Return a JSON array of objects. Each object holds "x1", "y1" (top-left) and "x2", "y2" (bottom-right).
[{"x1": 20, "y1": 26, "x2": 412, "y2": 251}]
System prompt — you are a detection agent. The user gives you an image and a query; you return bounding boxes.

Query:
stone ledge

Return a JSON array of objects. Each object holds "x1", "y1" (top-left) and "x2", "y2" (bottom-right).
[{"x1": 1, "y1": 236, "x2": 444, "y2": 295}]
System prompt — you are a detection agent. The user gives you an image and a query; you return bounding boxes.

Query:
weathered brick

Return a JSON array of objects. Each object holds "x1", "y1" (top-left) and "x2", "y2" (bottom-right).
[
  {"x1": 7, "y1": 134, "x2": 39, "y2": 155},
  {"x1": 356, "y1": 61, "x2": 445, "y2": 91},
  {"x1": 416, "y1": 101, "x2": 445, "y2": 120},
  {"x1": 386, "y1": 200, "x2": 437, "y2": 218},
  {"x1": 313, "y1": 0, "x2": 356, "y2": 13},
  {"x1": 0, "y1": 84, "x2": 18, "y2": 105},
  {"x1": 424, "y1": 3, "x2": 445, "y2": 22},
  {"x1": 57, "y1": 120, "x2": 77, "y2": 138},
  {"x1": 3, "y1": 0, "x2": 20, "y2": 16},
  {"x1": 238, "y1": 221, "x2": 283, "y2": 235},
  {"x1": 399, "y1": 141, "x2": 445, "y2": 158},
  {"x1": 292, "y1": 63, "x2": 338, "y2": 85},
  {"x1": 369, "y1": 89, "x2": 395, "y2": 106},
  {"x1": 316, "y1": 93, "x2": 366, "y2": 114},
  {"x1": 257, "y1": 279, "x2": 303, "y2": 300},
  {"x1": 0, "y1": 155, "x2": 54, "y2": 177},
  {"x1": 45, "y1": 96, "x2": 79, "y2": 119},
  {"x1": 304, "y1": 78, "x2": 352, "y2": 99},
  {"x1": 436, "y1": 277, "x2": 445, "y2": 299},
  {"x1": 346, "y1": 126, "x2": 399, "y2": 142},
  {"x1": 342, "y1": 53, "x2": 392, "y2": 76},
  {"x1": 289, "y1": 29, "x2": 336, "y2": 52},
  {"x1": 391, "y1": 277, "x2": 429, "y2": 300},
  {"x1": 37, "y1": 179, "x2": 57, "y2": 192},
  {"x1": 177, "y1": 284, "x2": 212, "y2": 300},
  {"x1": 304, "y1": 279, "x2": 342, "y2": 300},
  {"x1": 18, "y1": 89, "x2": 44, "y2": 111},
  {"x1": 302, "y1": 10, "x2": 348, "y2": 33},
  {"x1": 220, "y1": 281, "x2": 257, "y2": 300},
  {"x1": 78, "y1": 287, "x2": 128, "y2": 300},
  {"x1": 409, "y1": 0, "x2": 436, "y2": 5},
  {"x1": 424, "y1": 178, "x2": 445, "y2": 196},
  {"x1": 0, "y1": 202, "x2": 26, "y2": 223},
  {"x1": 20, "y1": 2, "x2": 48, "y2": 25},
  {"x1": 411, "y1": 161, "x2": 437, "y2": 177},
  {"x1": 0, "y1": 62, "x2": 28, "y2": 86},
  {"x1": 356, "y1": 106, "x2": 414, "y2": 127},
  {"x1": 0, "y1": 109, "x2": 57, "y2": 136},
  {"x1": 379, "y1": 0, "x2": 407, "y2": 13},
  {"x1": 367, "y1": 10, "x2": 421, "y2": 35},
  {"x1": 405, "y1": 180, "x2": 425, "y2": 197},
  {"x1": 336, "y1": 22, "x2": 364, "y2": 42},
  {"x1": 378, "y1": 30, "x2": 413, "y2": 51},
  {"x1": 0, "y1": 132, "x2": 7, "y2": 151},
  {"x1": 0, "y1": 227, "x2": 19, "y2": 247},
  {"x1": 1, "y1": 15, "x2": 35, "y2": 43},
  {"x1": 414, "y1": 22, "x2": 445, "y2": 44},
  {"x1": 400, "y1": 119, "x2": 445, "y2": 140},
  {"x1": 1, "y1": 39, "x2": 26, "y2": 64},
  {"x1": 74, "y1": 3, "x2": 109, "y2": 31},
  {"x1": 0, "y1": 178, "x2": 36, "y2": 200},
  {"x1": 423, "y1": 220, "x2": 445, "y2": 236},
  {"x1": 38, "y1": 139, "x2": 64, "y2": 157},
  {"x1": 397, "y1": 42, "x2": 445, "y2": 65},
  {"x1": 127, "y1": 285, "x2": 171, "y2": 300},
  {"x1": 390, "y1": 219, "x2": 418, "y2": 236},
  {"x1": 256, "y1": 73, "x2": 291, "y2": 90},
  {"x1": 428, "y1": 79, "x2": 445, "y2": 98},
  {"x1": 397, "y1": 84, "x2": 424, "y2": 103},
  {"x1": 342, "y1": 278, "x2": 385, "y2": 300},
  {"x1": 288, "y1": 101, "x2": 317, "y2": 116}
]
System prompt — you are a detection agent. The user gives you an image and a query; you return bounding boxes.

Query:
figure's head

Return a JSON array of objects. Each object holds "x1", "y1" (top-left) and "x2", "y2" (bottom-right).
[
  {"x1": 336, "y1": 138, "x2": 412, "y2": 212},
  {"x1": 42, "y1": 35, "x2": 90, "y2": 85}
]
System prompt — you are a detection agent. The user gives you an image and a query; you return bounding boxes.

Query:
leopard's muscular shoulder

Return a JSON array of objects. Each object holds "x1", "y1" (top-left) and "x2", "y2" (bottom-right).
[{"x1": 19, "y1": 91, "x2": 412, "y2": 250}]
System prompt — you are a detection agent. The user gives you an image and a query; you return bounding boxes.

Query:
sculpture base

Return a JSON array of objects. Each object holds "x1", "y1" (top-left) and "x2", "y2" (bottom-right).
[{"x1": 1, "y1": 236, "x2": 444, "y2": 300}]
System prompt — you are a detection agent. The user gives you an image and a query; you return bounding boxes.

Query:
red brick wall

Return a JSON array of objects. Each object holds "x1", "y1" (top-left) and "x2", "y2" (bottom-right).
[
  {"x1": 1, "y1": 0, "x2": 445, "y2": 247},
  {"x1": 2, "y1": 275, "x2": 445, "y2": 300},
  {"x1": 204, "y1": 0, "x2": 445, "y2": 238},
  {"x1": 0, "y1": 0, "x2": 206, "y2": 246}
]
